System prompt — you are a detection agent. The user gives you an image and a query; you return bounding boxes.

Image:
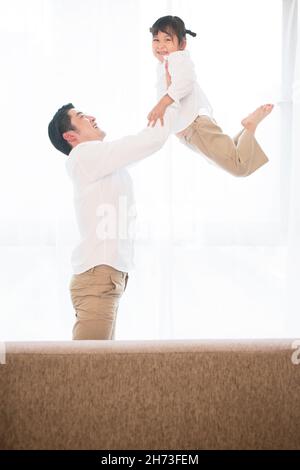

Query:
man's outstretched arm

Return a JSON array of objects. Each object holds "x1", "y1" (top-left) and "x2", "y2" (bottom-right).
[{"x1": 72, "y1": 103, "x2": 180, "y2": 182}]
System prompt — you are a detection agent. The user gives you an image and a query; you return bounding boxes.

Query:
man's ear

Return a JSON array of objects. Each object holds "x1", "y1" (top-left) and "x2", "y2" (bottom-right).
[
  {"x1": 62, "y1": 130, "x2": 78, "y2": 146},
  {"x1": 180, "y1": 38, "x2": 187, "y2": 50}
]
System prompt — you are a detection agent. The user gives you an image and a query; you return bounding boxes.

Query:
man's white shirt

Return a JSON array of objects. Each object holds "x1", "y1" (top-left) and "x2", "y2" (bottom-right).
[{"x1": 66, "y1": 104, "x2": 179, "y2": 274}]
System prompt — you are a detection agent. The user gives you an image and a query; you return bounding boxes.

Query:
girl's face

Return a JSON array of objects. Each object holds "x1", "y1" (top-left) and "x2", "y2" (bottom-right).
[{"x1": 152, "y1": 30, "x2": 186, "y2": 61}]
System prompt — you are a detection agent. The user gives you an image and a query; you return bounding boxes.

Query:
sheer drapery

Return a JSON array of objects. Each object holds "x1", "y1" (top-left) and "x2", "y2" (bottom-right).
[
  {"x1": 286, "y1": 0, "x2": 300, "y2": 334},
  {"x1": 0, "y1": 0, "x2": 296, "y2": 340}
]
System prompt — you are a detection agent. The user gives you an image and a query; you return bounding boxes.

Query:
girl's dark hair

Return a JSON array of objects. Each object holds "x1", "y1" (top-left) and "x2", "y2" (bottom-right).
[{"x1": 149, "y1": 15, "x2": 196, "y2": 44}]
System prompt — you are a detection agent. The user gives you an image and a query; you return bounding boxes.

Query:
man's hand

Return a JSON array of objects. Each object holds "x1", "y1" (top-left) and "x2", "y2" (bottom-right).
[{"x1": 147, "y1": 101, "x2": 167, "y2": 127}]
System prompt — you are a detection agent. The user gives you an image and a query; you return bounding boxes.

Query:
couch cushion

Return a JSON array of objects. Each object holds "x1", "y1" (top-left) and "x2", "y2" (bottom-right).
[{"x1": 0, "y1": 339, "x2": 299, "y2": 449}]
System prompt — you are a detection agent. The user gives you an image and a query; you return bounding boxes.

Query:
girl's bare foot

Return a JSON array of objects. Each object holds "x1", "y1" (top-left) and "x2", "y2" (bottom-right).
[{"x1": 241, "y1": 104, "x2": 274, "y2": 133}]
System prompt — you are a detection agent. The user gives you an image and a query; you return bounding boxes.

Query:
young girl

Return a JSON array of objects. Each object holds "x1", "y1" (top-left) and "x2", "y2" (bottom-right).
[{"x1": 147, "y1": 15, "x2": 274, "y2": 177}]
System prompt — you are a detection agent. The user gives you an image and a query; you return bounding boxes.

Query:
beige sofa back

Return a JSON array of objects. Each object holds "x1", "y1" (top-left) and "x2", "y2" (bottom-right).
[{"x1": 0, "y1": 340, "x2": 300, "y2": 450}]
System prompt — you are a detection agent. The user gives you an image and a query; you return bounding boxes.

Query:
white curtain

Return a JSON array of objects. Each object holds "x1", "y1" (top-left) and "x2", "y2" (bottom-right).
[
  {"x1": 286, "y1": 0, "x2": 300, "y2": 334},
  {"x1": 0, "y1": 0, "x2": 296, "y2": 340}
]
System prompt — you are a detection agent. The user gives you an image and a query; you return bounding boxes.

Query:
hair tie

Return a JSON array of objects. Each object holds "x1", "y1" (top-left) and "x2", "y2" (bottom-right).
[{"x1": 185, "y1": 29, "x2": 197, "y2": 37}]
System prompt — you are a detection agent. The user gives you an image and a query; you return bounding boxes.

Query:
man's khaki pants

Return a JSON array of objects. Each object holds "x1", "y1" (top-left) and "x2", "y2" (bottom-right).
[
  {"x1": 70, "y1": 264, "x2": 128, "y2": 340},
  {"x1": 179, "y1": 115, "x2": 269, "y2": 176}
]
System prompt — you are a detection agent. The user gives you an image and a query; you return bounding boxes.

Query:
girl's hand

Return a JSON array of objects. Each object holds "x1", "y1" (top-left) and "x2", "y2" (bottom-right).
[
  {"x1": 152, "y1": 49, "x2": 164, "y2": 63},
  {"x1": 147, "y1": 102, "x2": 167, "y2": 127},
  {"x1": 165, "y1": 60, "x2": 172, "y2": 87}
]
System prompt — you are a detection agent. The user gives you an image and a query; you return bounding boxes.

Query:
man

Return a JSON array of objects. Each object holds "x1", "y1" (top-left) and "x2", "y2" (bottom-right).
[{"x1": 48, "y1": 102, "x2": 179, "y2": 340}]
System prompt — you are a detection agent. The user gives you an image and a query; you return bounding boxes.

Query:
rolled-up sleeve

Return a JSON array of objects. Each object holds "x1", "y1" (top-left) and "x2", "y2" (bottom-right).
[{"x1": 166, "y1": 52, "x2": 196, "y2": 104}]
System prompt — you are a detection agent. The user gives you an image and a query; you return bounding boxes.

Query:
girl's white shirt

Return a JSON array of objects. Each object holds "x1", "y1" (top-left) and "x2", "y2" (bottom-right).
[{"x1": 156, "y1": 50, "x2": 213, "y2": 133}]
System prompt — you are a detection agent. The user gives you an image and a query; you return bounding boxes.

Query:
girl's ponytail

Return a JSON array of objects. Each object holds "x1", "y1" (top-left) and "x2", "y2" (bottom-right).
[{"x1": 185, "y1": 29, "x2": 197, "y2": 38}]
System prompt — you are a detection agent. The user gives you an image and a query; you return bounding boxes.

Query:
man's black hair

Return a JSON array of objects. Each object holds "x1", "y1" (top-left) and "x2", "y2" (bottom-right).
[{"x1": 48, "y1": 103, "x2": 76, "y2": 156}]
